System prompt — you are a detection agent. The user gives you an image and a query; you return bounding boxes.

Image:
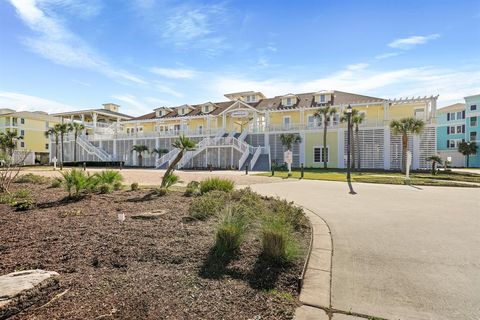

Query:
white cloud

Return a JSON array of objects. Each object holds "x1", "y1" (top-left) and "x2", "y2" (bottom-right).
[
  {"x1": 375, "y1": 52, "x2": 401, "y2": 60},
  {"x1": 154, "y1": 83, "x2": 184, "y2": 97},
  {"x1": 388, "y1": 34, "x2": 440, "y2": 50},
  {"x1": 111, "y1": 94, "x2": 152, "y2": 115},
  {"x1": 207, "y1": 63, "x2": 480, "y2": 107},
  {"x1": 9, "y1": 0, "x2": 145, "y2": 84},
  {"x1": 0, "y1": 91, "x2": 79, "y2": 113},
  {"x1": 150, "y1": 67, "x2": 197, "y2": 79}
]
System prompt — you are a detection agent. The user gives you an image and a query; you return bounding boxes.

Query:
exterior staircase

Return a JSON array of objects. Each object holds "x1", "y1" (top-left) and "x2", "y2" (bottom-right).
[{"x1": 75, "y1": 135, "x2": 113, "y2": 161}]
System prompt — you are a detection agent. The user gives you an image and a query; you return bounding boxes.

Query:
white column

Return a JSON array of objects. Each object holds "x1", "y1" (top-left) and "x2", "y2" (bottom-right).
[
  {"x1": 92, "y1": 112, "x2": 98, "y2": 136},
  {"x1": 253, "y1": 112, "x2": 258, "y2": 132},
  {"x1": 222, "y1": 113, "x2": 227, "y2": 131},
  {"x1": 383, "y1": 128, "x2": 391, "y2": 170},
  {"x1": 383, "y1": 101, "x2": 389, "y2": 124},
  {"x1": 207, "y1": 115, "x2": 211, "y2": 134},
  {"x1": 112, "y1": 140, "x2": 117, "y2": 161},
  {"x1": 338, "y1": 128, "x2": 345, "y2": 168}
]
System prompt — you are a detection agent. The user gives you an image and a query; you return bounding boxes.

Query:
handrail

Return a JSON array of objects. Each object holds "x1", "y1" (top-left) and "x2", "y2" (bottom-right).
[
  {"x1": 155, "y1": 148, "x2": 179, "y2": 168},
  {"x1": 238, "y1": 148, "x2": 250, "y2": 170},
  {"x1": 76, "y1": 135, "x2": 111, "y2": 161},
  {"x1": 249, "y1": 146, "x2": 262, "y2": 170},
  {"x1": 238, "y1": 127, "x2": 248, "y2": 142}
]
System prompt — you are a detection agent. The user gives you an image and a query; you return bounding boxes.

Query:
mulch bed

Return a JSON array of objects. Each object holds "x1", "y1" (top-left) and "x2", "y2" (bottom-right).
[{"x1": 0, "y1": 183, "x2": 310, "y2": 320}]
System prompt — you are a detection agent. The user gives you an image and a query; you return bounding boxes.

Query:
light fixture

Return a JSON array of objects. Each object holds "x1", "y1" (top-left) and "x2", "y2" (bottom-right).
[{"x1": 346, "y1": 104, "x2": 353, "y2": 114}]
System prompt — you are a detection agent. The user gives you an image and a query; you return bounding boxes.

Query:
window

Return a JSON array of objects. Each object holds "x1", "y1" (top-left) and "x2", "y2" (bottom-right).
[
  {"x1": 20, "y1": 141, "x2": 25, "y2": 148},
  {"x1": 202, "y1": 105, "x2": 210, "y2": 113},
  {"x1": 45, "y1": 121, "x2": 49, "y2": 129},
  {"x1": 313, "y1": 146, "x2": 329, "y2": 163},
  {"x1": 448, "y1": 126, "x2": 455, "y2": 134},
  {"x1": 457, "y1": 111, "x2": 463, "y2": 120},
  {"x1": 20, "y1": 130, "x2": 25, "y2": 136},
  {"x1": 414, "y1": 108, "x2": 425, "y2": 120},
  {"x1": 307, "y1": 115, "x2": 315, "y2": 128},
  {"x1": 12, "y1": 118, "x2": 18, "y2": 126},
  {"x1": 246, "y1": 95, "x2": 256, "y2": 103},
  {"x1": 45, "y1": 143, "x2": 49, "y2": 150},
  {"x1": 319, "y1": 94, "x2": 325, "y2": 103},
  {"x1": 471, "y1": 117, "x2": 477, "y2": 127},
  {"x1": 471, "y1": 132, "x2": 477, "y2": 141},
  {"x1": 197, "y1": 125, "x2": 204, "y2": 134},
  {"x1": 449, "y1": 112, "x2": 456, "y2": 121},
  {"x1": 471, "y1": 105, "x2": 477, "y2": 111},
  {"x1": 283, "y1": 116, "x2": 291, "y2": 129},
  {"x1": 456, "y1": 125, "x2": 463, "y2": 134},
  {"x1": 20, "y1": 118, "x2": 25, "y2": 124},
  {"x1": 286, "y1": 97, "x2": 292, "y2": 106},
  {"x1": 332, "y1": 113, "x2": 340, "y2": 125}
]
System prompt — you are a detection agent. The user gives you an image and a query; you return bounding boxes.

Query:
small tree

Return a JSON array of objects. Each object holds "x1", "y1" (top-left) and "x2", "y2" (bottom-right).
[
  {"x1": 131, "y1": 145, "x2": 149, "y2": 167},
  {"x1": 151, "y1": 148, "x2": 169, "y2": 161},
  {"x1": 426, "y1": 155, "x2": 442, "y2": 175},
  {"x1": 55, "y1": 123, "x2": 69, "y2": 169},
  {"x1": 314, "y1": 106, "x2": 337, "y2": 169},
  {"x1": 279, "y1": 133, "x2": 302, "y2": 151},
  {"x1": 45, "y1": 127, "x2": 60, "y2": 164},
  {"x1": 352, "y1": 111, "x2": 365, "y2": 170},
  {"x1": 0, "y1": 131, "x2": 23, "y2": 157},
  {"x1": 161, "y1": 135, "x2": 195, "y2": 188},
  {"x1": 390, "y1": 118, "x2": 425, "y2": 173},
  {"x1": 341, "y1": 109, "x2": 361, "y2": 170},
  {"x1": 458, "y1": 141, "x2": 478, "y2": 168},
  {"x1": 68, "y1": 122, "x2": 85, "y2": 163}
]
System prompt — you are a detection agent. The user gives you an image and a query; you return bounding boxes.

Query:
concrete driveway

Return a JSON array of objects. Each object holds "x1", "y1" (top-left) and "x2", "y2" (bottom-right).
[{"x1": 251, "y1": 180, "x2": 480, "y2": 320}]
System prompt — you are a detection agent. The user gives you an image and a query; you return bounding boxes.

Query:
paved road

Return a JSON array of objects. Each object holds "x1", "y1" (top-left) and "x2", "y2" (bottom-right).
[{"x1": 251, "y1": 180, "x2": 480, "y2": 320}]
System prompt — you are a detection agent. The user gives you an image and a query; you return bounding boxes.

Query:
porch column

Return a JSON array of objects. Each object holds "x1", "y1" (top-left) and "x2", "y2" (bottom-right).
[
  {"x1": 253, "y1": 112, "x2": 258, "y2": 132},
  {"x1": 222, "y1": 113, "x2": 227, "y2": 131},
  {"x1": 383, "y1": 101, "x2": 389, "y2": 124},
  {"x1": 207, "y1": 115, "x2": 211, "y2": 135},
  {"x1": 92, "y1": 112, "x2": 98, "y2": 136}
]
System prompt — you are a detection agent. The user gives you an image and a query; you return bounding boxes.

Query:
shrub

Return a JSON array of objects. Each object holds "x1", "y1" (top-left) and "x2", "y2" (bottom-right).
[
  {"x1": 156, "y1": 187, "x2": 167, "y2": 196},
  {"x1": 113, "y1": 181, "x2": 123, "y2": 191},
  {"x1": 231, "y1": 187, "x2": 266, "y2": 217},
  {"x1": 14, "y1": 188, "x2": 31, "y2": 199},
  {"x1": 269, "y1": 198, "x2": 306, "y2": 231},
  {"x1": 184, "y1": 181, "x2": 200, "y2": 196},
  {"x1": 61, "y1": 169, "x2": 93, "y2": 198},
  {"x1": 15, "y1": 173, "x2": 49, "y2": 184},
  {"x1": 200, "y1": 177, "x2": 234, "y2": 194},
  {"x1": 261, "y1": 214, "x2": 300, "y2": 263},
  {"x1": 98, "y1": 183, "x2": 113, "y2": 194},
  {"x1": 130, "y1": 182, "x2": 139, "y2": 191},
  {"x1": 92, "y1": 170, "x2": 123, "y2": 186},
  {"x1": 189, "y1": 190, "x2": 230, "y2": 220},
  {"x1": 51, "y1": 177, "x2": 62, "y2": 188},
  {"x1": 11, "y1": 198, "x2": 36, "y2": 211},
  {"x1": 214, "y1": 206, "x2": 248, "y2": 255},
  {"x1": 163, "y1": 173, "x2": 179, "y2": 190}
]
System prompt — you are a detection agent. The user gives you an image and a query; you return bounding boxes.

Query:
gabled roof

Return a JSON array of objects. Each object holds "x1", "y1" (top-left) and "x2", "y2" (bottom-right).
[
  {"x1": 53, "y1": 108, "x2": 133, "y2": 119},
  {"x1": 438, "y1": 103, "x2": 465, "y2": 112}
]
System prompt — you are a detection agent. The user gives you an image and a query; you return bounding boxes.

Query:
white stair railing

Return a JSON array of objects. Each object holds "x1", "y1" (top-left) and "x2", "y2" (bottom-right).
[
  {"x1": 155, "y1": 149, "x2": 179, "y2": 169},
  {"x1": 76, "y1": 136, "x2": 111, "y2": 161},
  {"x1": 249, "y1": 146, "x2": 262, "y2": 170},
  {"x1": 238, "y1": 128, "x2": 248, "y2": 142},
  {"x1": 238, "y1": 148, "x2": 250, "y2": 170}
]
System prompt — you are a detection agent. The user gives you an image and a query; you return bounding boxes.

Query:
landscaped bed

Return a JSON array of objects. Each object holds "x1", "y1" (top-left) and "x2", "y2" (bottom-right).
[{"x1": 0, "y1": 179, "x2": 311, "y2": 319}]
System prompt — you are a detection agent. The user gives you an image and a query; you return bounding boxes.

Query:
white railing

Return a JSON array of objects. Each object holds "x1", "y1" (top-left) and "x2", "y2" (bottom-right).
[
  {"x1": 238, "y1": 127, "x2": 248, "y2": 142},
  {"x1": 76, "y1": 135, "x2": 111, "y2": 161},
  {"x1": 249, "y1": 146, "x2": 262, "y2": 169},
  {"x1": 177, "y1": 137, "x2": 211, "y2": 168},
  {"x1": 155, "y1": 149, "x2": 179, "y2": 168},
  {"x1": 238, "y1": 147, "x2": 250, "y2": 170},
  {"x1": 227, "y1": 130, "x2": 236, "y2": 138}
]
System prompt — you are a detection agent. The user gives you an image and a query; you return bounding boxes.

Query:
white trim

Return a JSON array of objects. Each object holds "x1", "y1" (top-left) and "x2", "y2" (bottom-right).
[
  {"x1": 219, "y1": 100, "x2": 263, "y2": 115},
  {"x1": 313, "y1": 145, "x2": 329, "y2": 163}
]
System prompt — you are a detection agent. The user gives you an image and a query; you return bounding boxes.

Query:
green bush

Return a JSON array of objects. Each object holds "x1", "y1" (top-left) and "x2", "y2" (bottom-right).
[
  {"x1": 15, "y1": 173, "x2": 49, "y2": 184},
  {"x1": 61, "y1": 169, "x2": 93, "y2": 198},
  {"x1": 14, "y1": 188, "x2": 31, "y2": 199},
  {"x1": 50, "y1": 177, "x2": 62, "y2": 188},
  {"x1": 98, "y1": 183, "x2": 113, "y2": 194},
  {"x1": 0, "y1": 193, "x2": 16, "y2": 205},
  {"x1": 231, "y1": 187, "x2": 266, "y2": 218},
  {"x1": 214, "y1": 207, "x2": 248, "y2": 255},
  {"x1": 200, "y1": 177, "x2": 234, "y2": 194},
  {"x1": 113, "y1": 181, "x2": 123, "y2": 191},
  {"x1": 261, "y1": 214, "x2": 300, "y2": 263},
  {"x1": 156, "y1": 187, "x2": 167, "y2": 196},
  {"x1": 163, "y1": 173, "x2": 179, "y2": 190},
  {"x1": 130, "y1": 182, "x2": 139, "y2": 191},
  {"x1": 92, "y1": 170, "x2": 123, "y2": 186},
  {"x1": 11, "y1": 198, "x2": 36, "y2": 211},
  {"x1": 184, "y1": 181, "x2": 200, "y2": 196},
  {"x1": 189, "y1": 190, "x2": 230, "y2": 220},
  {"x1": 269, "y1": 198, "x2": 306, "y2": 230}
]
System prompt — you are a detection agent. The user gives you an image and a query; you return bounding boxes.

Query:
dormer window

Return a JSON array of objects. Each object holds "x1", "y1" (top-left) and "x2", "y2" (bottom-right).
[
  {"x1": 245, "y1": 95, "x2": 257, "y2": 103},
  {"x1": 202, "y1": 105, "x2": 213, "y2": 114},
  {"x1": 286, "y1": 97, "x2": 292, "y2": 106},
  {"x1": 319, "y1": 95, "x2": 325, "y2": 103}
]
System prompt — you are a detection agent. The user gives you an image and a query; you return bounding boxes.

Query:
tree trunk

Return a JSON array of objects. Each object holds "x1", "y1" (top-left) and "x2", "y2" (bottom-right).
[
  {"x1": 401, "y1": 133, "x2": 408, "y2": 173},
  {"x1": 60, "y1": 133, "x2": 64, "y2": 169},
  {"x1": 323, "y1": 121, "x2": 328, "y2": 169},
  {"x1": 55, "y1": 136, "x2": 59, "y2": 162},
  {"x1": 466, "y1": 155, "x2": 470, "y2": 168},
  {"x1": 161, "y1": 150, "x2": 184, "y2": 188},
  {"x1": 355, "y1": 125, "x2": 361, "y2": 170},
  {"x1": 138, "y1": 154, "x2": 143, "y2": 167},
  {"x1": 350, "y1": 124, "x2": 355, "y2": 170},
  {"x1": 432, "y1": 162, "x2": 435, "y2": 175}
]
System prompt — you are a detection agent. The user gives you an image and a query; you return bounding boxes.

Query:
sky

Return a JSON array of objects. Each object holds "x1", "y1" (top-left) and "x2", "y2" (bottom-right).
[{"x1": 0, "y1": 0, "x2": 479, "y2": 116}]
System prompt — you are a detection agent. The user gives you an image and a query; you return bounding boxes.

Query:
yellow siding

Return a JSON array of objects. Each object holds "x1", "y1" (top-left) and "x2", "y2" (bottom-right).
[{"x1": 304, "y1": 131, "x2": 338, "y2": 167}]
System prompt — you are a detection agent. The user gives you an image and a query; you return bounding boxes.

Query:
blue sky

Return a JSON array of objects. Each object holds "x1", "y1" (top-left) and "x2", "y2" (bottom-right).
[{"x1": 1, "y1": 0, "x2": 479, "y2": 116}]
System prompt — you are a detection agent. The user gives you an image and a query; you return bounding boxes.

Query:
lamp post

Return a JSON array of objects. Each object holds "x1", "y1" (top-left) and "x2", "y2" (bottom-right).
[
  {"x1": 345, "y1": 105, "x2": 352, "y2": 181},
  {"x1": 345, "y1": 105, "x2": 356, "y2": 194}
]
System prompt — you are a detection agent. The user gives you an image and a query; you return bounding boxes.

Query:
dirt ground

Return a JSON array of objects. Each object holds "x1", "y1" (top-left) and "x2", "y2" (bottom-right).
[
  {"x1": 20, "y1": 167, "x2": 280, "y2": 187},
  {"x1": 0, "y1": 183, "x2": 309, "y2": 320}
]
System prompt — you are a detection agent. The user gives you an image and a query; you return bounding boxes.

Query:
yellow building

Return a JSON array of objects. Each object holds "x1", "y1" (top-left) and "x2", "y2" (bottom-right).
[{"x1": 0, "y1": 108, "x2": 60, "y2": 163}]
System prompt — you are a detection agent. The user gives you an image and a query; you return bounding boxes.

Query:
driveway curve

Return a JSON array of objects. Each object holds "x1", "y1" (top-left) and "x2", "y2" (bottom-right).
[{"x1": 251, "y1": 180, "x2": 480, "y2": 320}]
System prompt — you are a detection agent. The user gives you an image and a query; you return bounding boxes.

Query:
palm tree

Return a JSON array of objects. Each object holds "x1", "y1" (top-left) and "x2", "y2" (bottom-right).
[
  {"x1": 352, "y1": 111, "x2": 365, "y2": 170},
  {"x1": 55, "y1": 123, "x2": 69, "y2": 168},
  {"x1": 390, "y1": 117, "x2": 425, "y2": 173},
  {"x1": 68, "y1": 122, "x2": 85, "y2": 163},
  {"x1": 44, "y1": 127, "x2": 59, "y2": 164},
  {"x1": 458, "y1": 141, "x2": 478, "y2": 168},
  {"x1": 279, "y1": 133, "x2": 302, "y2": 151},
  {"x1": 151, "y1": 147, "x2": 169, "y2": 161},
  {"x1": 131, "y1": 145, "x2": 149, "y2": 167},
  {"x1": 161, "y1": 135, "x2": 195, "y2": 188},
  {"x1": 426, "y1": 155, "x2": 442, "y2": 175},
  {"x1": 0, "y1": 131, "x2": 22, "y2": 156},
  {"x1": 341, "y1": 109, "x2": 360, "y2": 169},
  {"x1": 314, "y1": 106, "x2": 337, "y2": 169}
]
